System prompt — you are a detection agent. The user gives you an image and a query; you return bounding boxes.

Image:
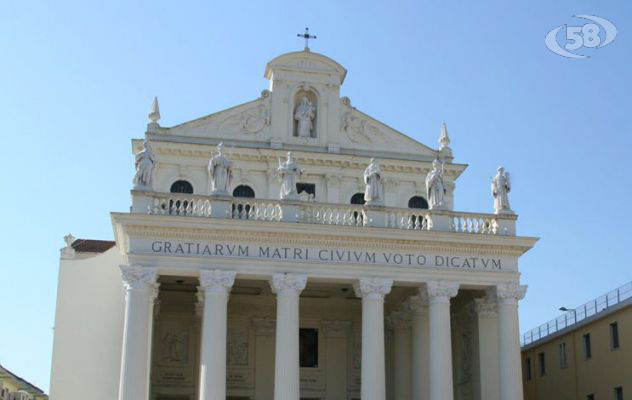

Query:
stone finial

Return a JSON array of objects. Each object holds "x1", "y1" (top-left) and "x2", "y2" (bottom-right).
[
  {"x1": 148, "y1": 97, "x2": 160, "y2": 123},
  {"x1": 147, "y1": 97, "x2": 161, "y2": 133},
  {"x1": 61, "y1": 233, "x2": 76, "y2": 259},
  {"x1": 438, "y1": 122, "x2": 453, "y2": 159}
]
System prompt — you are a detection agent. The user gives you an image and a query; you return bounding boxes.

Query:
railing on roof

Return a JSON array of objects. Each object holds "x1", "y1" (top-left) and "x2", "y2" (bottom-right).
[
  {"x1": 135, "y1": 191, "x2": 516, "y2": 236},
  {"x1": 521, "y1": 281, "x2": 632, "y2": 346}
]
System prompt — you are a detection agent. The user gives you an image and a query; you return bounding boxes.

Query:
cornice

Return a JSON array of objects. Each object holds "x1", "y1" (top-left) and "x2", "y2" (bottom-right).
[
  {"x1": 112, "y1": 213, "x2": 536, "y2": 257},
  {"x1": 137, "y1": 139, "x2": 466, "y2": 179}
]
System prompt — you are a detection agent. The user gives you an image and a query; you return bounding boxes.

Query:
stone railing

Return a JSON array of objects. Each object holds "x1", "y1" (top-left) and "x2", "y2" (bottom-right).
[
  {"x1": 133, "y1": 191, "x2": 516, "y2": 236},
  {"x1": 150, "y1": 193, "x2": 213, "y2": 217},
  {"x1": 299, "y1": 203, "x2": 367, "y2": 226}
]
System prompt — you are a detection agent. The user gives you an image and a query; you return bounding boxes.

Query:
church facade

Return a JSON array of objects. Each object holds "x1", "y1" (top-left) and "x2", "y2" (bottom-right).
[{"x1": 49, "y1": 48, "x2": 537, "y2": 400}]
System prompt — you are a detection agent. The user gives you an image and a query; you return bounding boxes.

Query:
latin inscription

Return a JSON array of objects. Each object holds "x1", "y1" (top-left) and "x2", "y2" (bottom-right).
[{"x1": 148, "y1": 240, "x2": 503, "y2": 270}]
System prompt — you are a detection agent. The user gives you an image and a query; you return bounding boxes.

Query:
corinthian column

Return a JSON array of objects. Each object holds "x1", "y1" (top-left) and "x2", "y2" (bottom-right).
[
  {"x1": 424, "y1": 280, "x2": 459, "y2": 400},
  {"x1": 118, "y1": 265, "x2": 158, "y2": 400},
  {"x1": 198, "y1": 269, "x2": 236, "y2": 400},
  {"x1": 353, "y1": 277, "x2": 393, "y2": 400},
  {"x1": 269, "y1": 273, "x2": 308, "y2": 400},
  {"x1": 404, "y1": 293, "x2": 430, "y2": 400},
  {"x1": 496, "y1": 283, "x2": 527, "y2": 400}
]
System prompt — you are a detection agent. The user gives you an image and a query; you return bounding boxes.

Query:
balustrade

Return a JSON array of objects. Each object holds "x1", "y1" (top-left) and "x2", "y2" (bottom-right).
[{"x1": 140, "y1": 192, "x2": 513, "y2": 236}]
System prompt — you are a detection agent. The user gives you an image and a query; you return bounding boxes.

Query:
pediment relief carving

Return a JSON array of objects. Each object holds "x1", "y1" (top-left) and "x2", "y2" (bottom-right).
[
  {"x1": 341, "y1": 110, "x2": 388, "y2": 145},
  {"x1": 218, "y1": 100, "x2": 270, "y2": 135}
]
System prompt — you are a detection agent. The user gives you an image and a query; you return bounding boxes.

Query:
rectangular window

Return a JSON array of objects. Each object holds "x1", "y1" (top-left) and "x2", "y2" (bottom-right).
[
  {"x1": 559, "y1": 342, "x2": 568, "y2": 369},
  {"x1": 610, "y1": 322, "x2": 620, "y2": 350},
  {"x1": 615, "y1": 386, "x2": 623, "y2": 400},
  {"x1": 583, "y1": 333, "x2": 592, "y2": 359},
  {"x1": 299, "y1": 328, "x2": 319, "y2": 368},
  {"x1": 525, "y1": 357, "x2": 532, "y2": 380},
  {"x1": 296, "y1": 183, "x2": 316, "y2": 197},
  {"x1": 538, "y1": 352, "x2": 546, "y2": 376},
  {"x1": 587, "y1": 395, "x2": 595, "y2": 400}
]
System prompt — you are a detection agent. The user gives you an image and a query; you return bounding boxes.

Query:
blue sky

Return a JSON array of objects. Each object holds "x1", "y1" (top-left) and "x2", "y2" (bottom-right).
[{"x1": 1, "y1": 0, "x2": 630, "y2": 392}]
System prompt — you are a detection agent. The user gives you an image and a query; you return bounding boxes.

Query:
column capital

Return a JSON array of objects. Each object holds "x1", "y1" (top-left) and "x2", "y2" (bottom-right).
[
  {"x1": 403, "y1": 293, "x2": 429, "y2": 316},
  {"x1": 322, "y1": 320, "x2": 352, "y2": 338},
  {"x1": 353, "y1": 277, "x2": 393, "y2": 301},
  {"x1": 387, "y1": 311, "x2": 412, "y2": 330},
  {"x1": 473, "y1": 297, "x2": 498, "y2": 318},
  {"x1": 424, "y1": 280, "x2": 459, "y2": 304},
  {"x1": 120, "y1": 265, "x2": 158, "y2": 292},
  {"x1": 199, "y1": 269, "x2": 236, "y2": 295},
  {"x1": 496, "y1": 283, "x2": 527, "y2": 305},
  {"x1": 269, "y1": 273, "x2": 308, "y2": 297}
]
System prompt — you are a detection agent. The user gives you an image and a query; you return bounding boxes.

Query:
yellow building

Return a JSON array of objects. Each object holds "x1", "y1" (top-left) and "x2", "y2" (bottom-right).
[
  {"x1": 0, "y1": 365, "x2": 47, "y2": 400},
  {"x1": 521, "y1": 282, "x2": 631, "y2": 400}
]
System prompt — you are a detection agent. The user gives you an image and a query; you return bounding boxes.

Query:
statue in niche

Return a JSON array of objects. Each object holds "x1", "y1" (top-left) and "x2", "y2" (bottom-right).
[
  {"x1": 294, "y1": 96, "x2": 315, "y2": 138},
  {"x1": 133, "y1": 140, "x2": 155, "y2": 190},
  {"x1": 160, "y1": 329, "x2": 189, "y2": 364},
  {"x1": 208, "y1": 142, "x2": 232, "y2": 195},
  {"x1": 491, "y1": 166, "x2": 513, "y2": 214},
  {"x1": 278, "y1": 152, "x2": 303, "y2": 200},
  {"x1": 363, "y1": 158, "x2": 383, "y2": 205},
  {"x1": 426, "y1": 159, "x2": 447, "y2": 210}
]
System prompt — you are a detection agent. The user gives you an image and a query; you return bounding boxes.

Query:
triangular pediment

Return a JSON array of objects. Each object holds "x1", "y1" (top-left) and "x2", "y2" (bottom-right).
[
  {"x1": 168, "y1": 96, "x2": 272, "y2": 140},
  {"x1": 339, "y1": 105, "x2": 436, "y2": 157}
]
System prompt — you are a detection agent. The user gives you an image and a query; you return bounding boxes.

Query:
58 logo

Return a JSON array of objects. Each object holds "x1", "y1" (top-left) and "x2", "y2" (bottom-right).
[{"x1": 545, "y1": 15, "x2": 617, "y2": 58}]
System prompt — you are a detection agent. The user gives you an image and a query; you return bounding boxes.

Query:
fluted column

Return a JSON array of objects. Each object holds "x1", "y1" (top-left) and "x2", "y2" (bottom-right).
[
  {"x1": 269, "y1": 273, "x2": 308, "y2": 400},
  {"x1": 118, "y1": 266, "x2": 158, "y2": 400},
  {"x1": 353, "y1": 278, "x2": 393, "y2": 400},
  {"x1": 424, "y1": 280, "x2": 459, "y2": 400},
  {"x1": 496, "y1": 283, "x2": 527, "y2": 400},
  {"x1": 387, "y1": 311, "x2": 412, "y2": 400},
  {"x1": 405, "y1": 293, "x2": 430, "y2": 400},
  {"x1": 198, "y1": 270, "x2": 236, "y2": 400}
]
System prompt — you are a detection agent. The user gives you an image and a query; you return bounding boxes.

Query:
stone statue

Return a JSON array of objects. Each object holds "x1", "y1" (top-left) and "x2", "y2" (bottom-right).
[
  {"x1": 278, "y1": 152, "x2": 303, "y2": 200},
  {"x1": 363, "y1": 158, "x2": 383, "y2": 205},
  {"x1": 208, "y1": 143, "x2": 232, "y2": 195},
  {"x1": 426, "y1": 160, "x2": 446, "y2": 210},
  {"x1": 491, "y1": 166, "x2": 513, "y2": 214},
  {"x1": 133, "y1": 140, "x2": 155, "y2": 190},
  {"x1": 294, "y1": 96, "x2": 315, "y2": 138}
]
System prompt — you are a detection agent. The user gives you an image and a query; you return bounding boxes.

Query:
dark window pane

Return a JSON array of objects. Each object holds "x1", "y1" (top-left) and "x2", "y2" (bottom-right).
[
  {"x1": 610, "y1": 322, "x2": 620, "y2": 350},
  {"x1": 615, "y1": 386, "x2": 623, "y2": 400},
  {"x1": 538, "y1": 352, "x2": 546, "y2": 376},
  {"x1": 233, "y1": 185, "x2": 255, "y2": 198},
  {"x1": 525, "y1": 357, "x2": 532, "y2": 380},
  {"x1": 408, "y1": 196, "x2": 429, "y2": 209},
  {"x1": 299, "y1": 328, "x2": 318, "y2": 368},
  {"x1": 350, "y1": 193, "x2": 365, "y2": 205},
  {"x1": 583, "y1": 334, "x2": 592, "y2": 359},
  {"x1": 297, "y1": 183, "x2": 316, "y2": 196},
  {"x1": 170, "y1": 180, "x2": 194, "y2": 194}
]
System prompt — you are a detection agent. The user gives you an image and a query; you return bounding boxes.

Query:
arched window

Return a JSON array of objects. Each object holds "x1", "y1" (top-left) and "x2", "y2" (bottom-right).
[
  {"x1": 233, "y1": 185, "x2": 255, "y2": 198},
  {"x1": 350, "y1": 193, "x2": 365, "y2": 205},
  {"x1": 408, "y1": 196, "x2": 429, "y2": 209},
  {"x1": 232, "y1": 185, "x2": 256, "y2": 219},
  {"x1": 170, "y1": 180, "x2": 194, "y2": 194},
  {"x1": 349, "y1": 193, "x2": 366, "y2": 225}
]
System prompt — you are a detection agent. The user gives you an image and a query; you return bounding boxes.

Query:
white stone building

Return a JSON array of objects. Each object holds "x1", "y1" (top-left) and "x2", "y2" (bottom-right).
[{"x1": 49, "y1": 48, "x2": 537, "y2": 400}]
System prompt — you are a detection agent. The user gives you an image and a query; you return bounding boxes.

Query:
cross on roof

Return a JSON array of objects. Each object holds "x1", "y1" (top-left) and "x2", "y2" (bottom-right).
[{"x1": 297, "y1": 27, "x2": 317, "y2": 51}]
